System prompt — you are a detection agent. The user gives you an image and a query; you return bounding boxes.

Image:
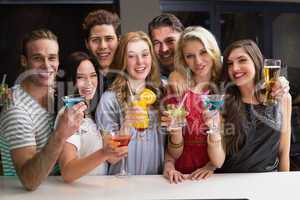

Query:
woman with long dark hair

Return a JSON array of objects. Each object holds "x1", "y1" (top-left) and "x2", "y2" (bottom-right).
[
  {"x1": 57, "y1": 52, "x2": 127, "y2": 183},
  {"x1": 219, "y1": 40, "x2": 291, "y2": 172}
]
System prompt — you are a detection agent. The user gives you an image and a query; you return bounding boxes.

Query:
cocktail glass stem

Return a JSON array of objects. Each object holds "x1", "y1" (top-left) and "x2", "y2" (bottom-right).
[
  {"x1": 118, "y1": 157, "x2": 128, "y2": 177},
  {"x1": 211, "y1": 111, "x2": 218, "y2": 132}
]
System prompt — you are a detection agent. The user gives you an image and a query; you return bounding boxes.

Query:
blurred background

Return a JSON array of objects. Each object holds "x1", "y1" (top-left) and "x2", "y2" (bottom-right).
[{"x1": 1, "y1": 0, "x2": 300, "y2": 101}]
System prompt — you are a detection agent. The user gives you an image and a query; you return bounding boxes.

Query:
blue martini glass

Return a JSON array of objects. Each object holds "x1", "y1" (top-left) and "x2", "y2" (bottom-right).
[
  {"x1": 202, "y1": 94, "x2": 225, "y2": 111},
  {"x1": 201, "y1": 94, "x2": 225, "y2": 133},
  {"x1": 62, "y1": 94, "x2": 85, "y2": 108}
]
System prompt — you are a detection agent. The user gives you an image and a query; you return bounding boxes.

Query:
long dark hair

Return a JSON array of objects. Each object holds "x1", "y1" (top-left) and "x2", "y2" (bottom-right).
[
  {"x1": 65, "y1": 51, "x2": 100, "y2": 119},
  {"x1": 221, "y1": 39, "x2": 264, "y2": 154}
]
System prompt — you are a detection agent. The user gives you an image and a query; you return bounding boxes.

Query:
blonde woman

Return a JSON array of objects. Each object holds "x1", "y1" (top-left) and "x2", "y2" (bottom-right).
[
  {"x1": 163, "y1": 27, "x2": 290, "y2": 183},
  {"x1": 96, "y1": 31, "x2": 166, "y2": 175},
  {"x1": 162, "y1": 26, "x2": 225, "y2": 183}
]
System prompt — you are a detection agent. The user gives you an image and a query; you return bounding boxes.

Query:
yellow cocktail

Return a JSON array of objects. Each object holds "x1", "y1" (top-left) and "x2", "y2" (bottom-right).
[{"x1": 129, "y1": 88, "x2": 156, "y2": 131}]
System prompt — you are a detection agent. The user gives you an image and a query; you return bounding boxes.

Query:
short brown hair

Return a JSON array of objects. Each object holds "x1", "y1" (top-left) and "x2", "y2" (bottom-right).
[
  {"x1": 82, "y1": 9, "x2": 120, "y2": 40},
  {"x1": 148, "y1": 13, "x2": 184, "y2": 38},
  {"x1": 22, "y1": 29, "x2": 58, "y2": 57}
]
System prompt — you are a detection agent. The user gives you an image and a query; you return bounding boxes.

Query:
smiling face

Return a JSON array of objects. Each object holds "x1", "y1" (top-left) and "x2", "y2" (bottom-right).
[
  {"x1": 151, "y1": 26, "x2": 180, "y2": 69},
  {"x1": 22, "y1": 39, "x2": 59, "y2": 87},
  {"x1": 126, "y1": 40, "x2": 152, "y2": 81},
  {"x1": 76, "y1": 59, "x2": 98, "y2": 100},
  {"x1": 85, "y1": 24, "x2": 118, "y2": 70},
  {"x1": 227, "y1": 47, "x2": 256, "y2": 88},
  {"x1": 183, "y1": 39, "x2": 214, "y2": 82}
]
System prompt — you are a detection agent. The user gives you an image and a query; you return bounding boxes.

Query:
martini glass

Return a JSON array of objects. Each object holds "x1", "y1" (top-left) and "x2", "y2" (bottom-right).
[
  {"x1": 201, "y1": 94, "x2": 225, "y2": 133},
  {"x1": 102, "y1": 130, "x2": 131, "y2": 177},
  {"x1": 62, "y1": 94, "x2": 85, "y2": 108},
  {"x1": 165, "y1": 104, "x2": 188, "y2": 131}
]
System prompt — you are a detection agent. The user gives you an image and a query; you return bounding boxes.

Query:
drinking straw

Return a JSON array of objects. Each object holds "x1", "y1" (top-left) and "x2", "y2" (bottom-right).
[
  {"x1": 177, "y1": 89, "x2": 209, "y2": 110},
  {"x1": 202, "y1": 90, "x2": 210, "y2": 96},
  {"x1": 177, "y1": 92, "x2": 188, "y2": 110},
  {"x1": 126, "y1": 81, "x2": 135, "y2": 101},
  {"x1": 2, "y1": 74, "x2": 7, "y2": 85}
]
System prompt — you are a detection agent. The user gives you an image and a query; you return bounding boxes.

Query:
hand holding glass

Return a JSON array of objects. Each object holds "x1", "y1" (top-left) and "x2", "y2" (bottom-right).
[
  {"x1": 263, "y1": 59, "x2": 281, "y2": 105},
  {"x1": 201, "y1": 94, "x2": 224, "y2": 134},
  {"x1": 165, "y1": 104, "x2": 188, "y2": 131},
  {"x1": 102, "y1": 130, "x2": 131, "y2": 177},
  {"x1": 127, "y1": 88, "x2": 156, "y2": 132},
  {"x1": 62, "y1": 94, "x2": 86, "y2": 108}
]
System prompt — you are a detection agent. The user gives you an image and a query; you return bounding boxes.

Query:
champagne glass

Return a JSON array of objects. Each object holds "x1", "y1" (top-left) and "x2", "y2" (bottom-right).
[{"x1": 102, "y1": 129, "x2": 131, "y2": 177}]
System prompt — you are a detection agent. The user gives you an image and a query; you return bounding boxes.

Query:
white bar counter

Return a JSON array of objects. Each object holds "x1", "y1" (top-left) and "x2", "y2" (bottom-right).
[{"x1": 0, "y1": 172, "x2": 299, "y2": 200}]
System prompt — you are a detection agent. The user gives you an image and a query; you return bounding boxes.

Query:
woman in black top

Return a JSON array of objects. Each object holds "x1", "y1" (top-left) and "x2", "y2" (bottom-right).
[{"x1": 219, "y1": 39, "x2": 291, "y2": 172}]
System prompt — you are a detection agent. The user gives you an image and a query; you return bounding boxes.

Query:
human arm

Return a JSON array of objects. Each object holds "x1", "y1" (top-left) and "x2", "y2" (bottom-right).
[
  {"x1": 163, "y1": 151, "x2": 187, "y2": 184},
  {"x1": 59, "y1": 141, "x2": 127, "y2": 183},
  {"x1": 204, "y1": 110, "x2": 225, "y2": 168},
  {"x1": 167, "y1": 131, "x2": 184, "y2": 160},
  {"x1": 278, "y1": 93, "x2": 292, "y2": 171},
  {"x1": 9, "y1": 102, "x2": 86, "y2": 190},
  {"x1": 160, "y1": 110, "x2": 184, "y2": 159},
  {"x1": 207, "y1": 133, "x2": 225, "y2": 168},
  {"x1": 187, "y1": 111, "x2": 225, "y2": 181},
  {"x1": 189, "y1": 161, "x2": 216, "y2": 180}
]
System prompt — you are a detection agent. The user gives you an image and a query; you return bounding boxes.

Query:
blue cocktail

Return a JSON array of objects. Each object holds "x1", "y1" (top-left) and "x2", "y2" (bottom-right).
[
  {"x1": 62, "y1": 95, "x2": 85, "y2": 108},
  {"x1": 202, "y1": 95, "x2": 225, "y2": 111},
  {"x1": 201, "y1": 94, "x2": 225, "y2": 134}
]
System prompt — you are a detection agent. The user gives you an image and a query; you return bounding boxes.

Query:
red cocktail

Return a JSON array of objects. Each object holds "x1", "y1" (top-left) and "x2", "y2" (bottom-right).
[{"x1": 111, "y1": 135, "x2": 131, "y2": 147}]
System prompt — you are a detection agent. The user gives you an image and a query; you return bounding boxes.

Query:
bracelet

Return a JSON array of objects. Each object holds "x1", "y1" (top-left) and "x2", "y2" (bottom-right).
[
  {"x1": 168, "y1": 135, "x2": 184, "y2": 149},
  {"x1": 207, "y1": 134, "x2": 222, "y2": 145}
]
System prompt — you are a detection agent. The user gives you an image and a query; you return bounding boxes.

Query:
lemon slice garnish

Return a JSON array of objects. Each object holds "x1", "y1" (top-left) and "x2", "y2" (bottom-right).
[{"x1": 140, "y1": 88, "x2": 156, "y2": 105}]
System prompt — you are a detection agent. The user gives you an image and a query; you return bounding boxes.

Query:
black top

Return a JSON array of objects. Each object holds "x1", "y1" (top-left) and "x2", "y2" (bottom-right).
[{"x1": 217, "y1": 103, "x2": 282, "y2": 173}]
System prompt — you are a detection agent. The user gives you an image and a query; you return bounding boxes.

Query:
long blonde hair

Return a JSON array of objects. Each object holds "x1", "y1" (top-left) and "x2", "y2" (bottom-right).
[
  {"x1": 109, "y1": 31, "x2": 162, "y2": 113},
  {"x1": 175, "y1": 26, "x2": 222, "y2": 88}
]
